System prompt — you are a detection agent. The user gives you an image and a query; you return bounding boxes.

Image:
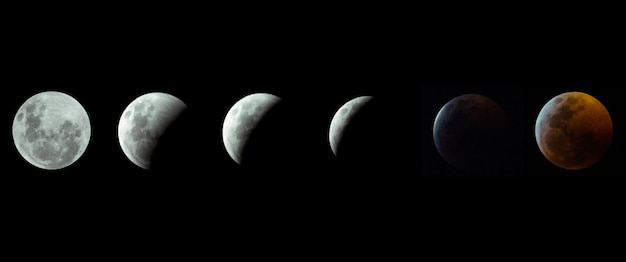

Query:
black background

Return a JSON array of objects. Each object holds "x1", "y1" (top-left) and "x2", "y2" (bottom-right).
[
  {"x1": 2, "y1": 4, "x2": 623, "y2": 255},
  {"x1": 421, "y1": 84, "x2": 526, "y2": 177},
  {"x1": 2, "y1": 7, "x2": 411, "y2": 233},
  {"x1": 421, "y1": 84, "x2": 624, "y2": 178}
]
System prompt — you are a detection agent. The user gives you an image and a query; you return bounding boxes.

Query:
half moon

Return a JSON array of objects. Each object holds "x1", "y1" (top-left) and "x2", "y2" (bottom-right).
[
  {"x1": 118, "y1": 92, "x2": 187, "y2": 170},
  {"x1": 222, "y1": 93, "x2": 282, "y2": 165},
  {"x1": 328, "y1": 96, "x2": 374, "y2": 156}
]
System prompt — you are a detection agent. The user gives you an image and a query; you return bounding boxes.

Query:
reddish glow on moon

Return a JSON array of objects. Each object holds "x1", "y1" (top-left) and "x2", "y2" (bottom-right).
[{"x1": 535, "y1": 91, "x2": 613, "y2": 170}]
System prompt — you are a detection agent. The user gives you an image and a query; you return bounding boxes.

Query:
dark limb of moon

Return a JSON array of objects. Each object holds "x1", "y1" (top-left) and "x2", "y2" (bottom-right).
[
  {"x1": 433, "y1": 94, "x2": 509, "y2": 174},
  {"x1": 118, "y1": 92, "x2": 187, "y2": 170},
  {"x1": 222, "y1": 93, "x2": 282, "y2": 165}
]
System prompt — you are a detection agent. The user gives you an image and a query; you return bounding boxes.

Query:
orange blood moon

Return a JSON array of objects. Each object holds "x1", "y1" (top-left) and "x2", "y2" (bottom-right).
[{"x1": 535, "y1": 92, "x2": 613, "y2": 170}]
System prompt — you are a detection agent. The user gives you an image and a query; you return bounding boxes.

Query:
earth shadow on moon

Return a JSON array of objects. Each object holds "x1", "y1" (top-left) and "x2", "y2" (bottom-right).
[
  {"x1": 237, "y1": 100, "x2": 296, "y2": 171},
  {"x1": 331, "y1": 98, "x2": 396, "y2": 173},
  {"x1": 148, "y1": 108, "x2": 193, "y2": 174},
  {"x1": 151, "y1": 98, "x2": 302, "y2": 180},
  {"x1": 432, "y1": 94, "x2": 513, "y2": 176},
  {"x1": 149, "y1": 93, "x2": 405, "y2": 192},
  {"x1": 117, "y1": 92, "x2": 186, "y2": 170},
  {"x1": 535, "y1": 92, "x2": 613, "y2": 170}
]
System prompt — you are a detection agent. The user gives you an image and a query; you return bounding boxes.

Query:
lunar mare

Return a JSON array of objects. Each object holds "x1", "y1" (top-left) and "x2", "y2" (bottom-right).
[
  {"x1": 12, "y1": 91, "x2": 91, "y2": 170},
  {"x1": 328, "y1": 96, "x2": 374, "y2": 156},
  {"x1": 222, "y1": 93, "x2": 281, "y2": 165},
  {"x1": 118, "y1": 92, "x2": 186, "y2": 170},
  {"x1": 535, "y1": 92, "x2": 612, "y2": 170},
  {"x1": 432, "y1": 94, "x2": 507, "y2": 173}
]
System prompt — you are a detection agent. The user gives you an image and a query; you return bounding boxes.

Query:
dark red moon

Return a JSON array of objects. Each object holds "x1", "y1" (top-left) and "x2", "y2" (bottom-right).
[{"x1": 535, "y1": 91, "x2": 613, "y2": 170}]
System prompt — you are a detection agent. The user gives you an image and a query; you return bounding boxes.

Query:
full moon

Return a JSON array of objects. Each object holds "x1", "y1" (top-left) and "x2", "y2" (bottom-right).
[
  {"x1": 535, "y1": 91, "x2": 612, "y2": 170},
  {"x1": 222, "y1": 93, "x2": 281, "y2": 165},
  {"x1": 328, "y1": 96, "x2": 374, "y2": 156},
  {"x1": 118, "y1": 92, "x2": 187, "y2": 170},
  {"x1": 12, "y1": 91, "x2": 91, "y2": 170},
  {"x1": 433, "y1": 94, "x2": 508, "y2": 173}
]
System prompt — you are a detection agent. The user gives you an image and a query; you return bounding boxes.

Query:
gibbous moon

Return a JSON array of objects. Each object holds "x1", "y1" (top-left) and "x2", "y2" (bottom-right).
[
  {"x1": 535, "y1": 91, "x2": 612, "y2": 170},
  {"x1": 433, "y1": 94, "x2": 507, "y2": 173},
  {"x1": 222, "y1": 93, "x2": 282, "y2": 165},
  {"x1": 118, "y1": 92, "x2": 187, "y2": 170},
  {"x1": 12, "y1": 91, "x2": 91, "y2": 170},
  {"x1": 328, "y1": 96, "x2": 374, "y2": 156}
]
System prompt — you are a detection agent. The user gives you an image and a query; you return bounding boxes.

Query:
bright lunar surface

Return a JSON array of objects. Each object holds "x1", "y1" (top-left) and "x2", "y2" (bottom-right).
[
  {"x1": 222, "y1": 93, "x2": 281, "y2": 165},
  {"x1": 535, "y1": 91, "x2": 612, "y2": 170},
  {"x1": 12, "y1": 91, "x2": 91, "y2": 170},
  {"x1": 433, "y1": 94, "x2": 507, "y2": 173},
  {"x1": 328, "y1": 96, "x2": 374, "y2": 156},
  {"x1": 118, "y1": 92, "x2": 187, "y2": 170}
]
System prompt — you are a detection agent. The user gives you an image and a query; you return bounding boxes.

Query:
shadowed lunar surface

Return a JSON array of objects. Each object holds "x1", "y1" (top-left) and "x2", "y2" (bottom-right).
[
  {"x1": 222, "y1": 93, "x2": 281, "y2": 165},
  {"x1": 118, "y1": 92, "x2": 186, "y2": 170},
  {"x1": 12, "y1": 91, "x2": 91, "y2": 170},
  {"x1": 328, "y1": 96, "x2": 374, "y2": 156},
  {"x1": 535, "y1": 91, "x2": 613, "y2": 170},
  {"x1": 433, "y1": 94, "x2": 508, "y2": 174}
]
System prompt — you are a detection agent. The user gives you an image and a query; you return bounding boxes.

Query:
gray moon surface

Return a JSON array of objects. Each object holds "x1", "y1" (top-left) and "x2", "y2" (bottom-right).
[
  {"x1": 12, "y1": 91, "x2": 91, "y2": 170},
  {"x1": 118, "y1": 92, "x2": 187, "y2": 170},
  {"x1": 328, "y1": 96, "x2": 374, "y2": 156},
  {"x1": 222, "y1": 93, "x2": 282, "y2": 165}
]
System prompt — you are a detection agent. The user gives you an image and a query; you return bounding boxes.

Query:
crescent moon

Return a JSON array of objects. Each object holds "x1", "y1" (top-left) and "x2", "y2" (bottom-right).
[{"x1": 328, "y1": 96, "x2": 374, "y2": 156}]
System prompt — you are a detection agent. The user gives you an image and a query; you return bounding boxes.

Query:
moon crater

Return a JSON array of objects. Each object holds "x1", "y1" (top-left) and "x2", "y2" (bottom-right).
[
  {"x1": 328, "y1": 96, "x2": 374, "y2": 157},
  {"x1": 535, "y1": 91, "x2": 612, "y2": 170},
  {"x1": 118, "y1": 92, "x2": 187, "y2": 170},
  {"x1": 12, "y1": 91, "x2": 91, "y2": 170},
  {"x1": 222, "y1": 93, "x2": 282, "y2": 165}
]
